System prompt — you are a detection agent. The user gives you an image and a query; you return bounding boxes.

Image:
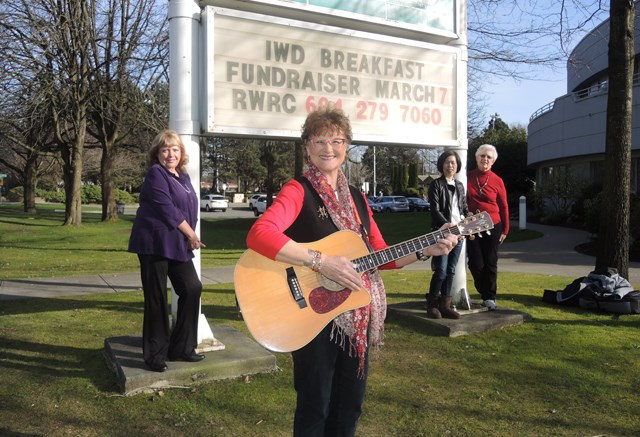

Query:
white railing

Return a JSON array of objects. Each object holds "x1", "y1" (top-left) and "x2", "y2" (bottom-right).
[{"x1": 528, "y1": 72, "x2": 640, "y2": 123}]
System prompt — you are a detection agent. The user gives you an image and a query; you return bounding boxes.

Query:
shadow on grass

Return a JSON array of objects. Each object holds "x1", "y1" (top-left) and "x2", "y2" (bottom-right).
[
  {"x1": 0, "y1": 337, "x2": 120, "y2": 393},
  {"x1": 0, "y1": 295, "x2": 143, "y2": 316}
]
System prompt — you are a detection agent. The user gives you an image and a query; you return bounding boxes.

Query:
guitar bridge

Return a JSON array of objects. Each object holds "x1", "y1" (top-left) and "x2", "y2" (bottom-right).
[{"x1": 286, "y1": 267, "x2": 307, "y2": 309}]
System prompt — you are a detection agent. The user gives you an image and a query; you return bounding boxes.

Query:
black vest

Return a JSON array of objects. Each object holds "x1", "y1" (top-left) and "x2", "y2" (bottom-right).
[{"x1": 284, "y1": 177, "x2": 371, "y2": 243}]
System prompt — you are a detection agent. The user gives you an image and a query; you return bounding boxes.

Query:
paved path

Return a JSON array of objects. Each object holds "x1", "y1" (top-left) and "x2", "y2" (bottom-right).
[{"x1": 1, "y1": 221, "x2": 639, "y2": 300}]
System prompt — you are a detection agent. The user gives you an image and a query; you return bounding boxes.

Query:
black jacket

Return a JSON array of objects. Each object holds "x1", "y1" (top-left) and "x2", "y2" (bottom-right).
[{"x1": 428, "y1": 176, "x2": 468, "y2": 230}]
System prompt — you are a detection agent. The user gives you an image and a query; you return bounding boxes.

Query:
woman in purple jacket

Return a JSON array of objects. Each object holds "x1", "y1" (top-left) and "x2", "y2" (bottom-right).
[{"x1": 128, "y1": 130, "x2": 205, "y2": 372}]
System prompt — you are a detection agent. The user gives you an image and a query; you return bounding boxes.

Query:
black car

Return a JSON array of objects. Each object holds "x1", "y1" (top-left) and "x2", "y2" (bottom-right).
[{"x1": 406, "y1": 197, "x2": 430, "y2": 211}]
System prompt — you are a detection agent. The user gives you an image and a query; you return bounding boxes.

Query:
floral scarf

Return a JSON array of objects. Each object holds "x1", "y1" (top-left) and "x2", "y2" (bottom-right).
[{"x1": 304, "y1": 162, "x2": 386, "y2": 377}]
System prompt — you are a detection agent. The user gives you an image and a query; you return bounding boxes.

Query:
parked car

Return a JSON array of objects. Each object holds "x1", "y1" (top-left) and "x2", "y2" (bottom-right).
[
  {"x1": 248, "y1": 193, "x2": 265, "y2": 212},
  {"x1": 368, "y1": 199, "x2": 383, "y2": 213},
  {"x1": 376, "y1": 195, "x2": 410, "y2": 212},
  {"x1": 200, "y1": 194, "x2": 228, "y2": 212},
  {"x1": 253, "y1": 195, "x2": 276, "y2": 216},
  {"x1": 407, "y1": 197, "x2": 430, "y2": 212}
]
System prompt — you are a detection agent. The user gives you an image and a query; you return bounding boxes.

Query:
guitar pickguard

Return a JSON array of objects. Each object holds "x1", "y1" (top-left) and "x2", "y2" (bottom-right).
[{"x1": 309, "y1": 286, "x2": 351, "y2": 314}]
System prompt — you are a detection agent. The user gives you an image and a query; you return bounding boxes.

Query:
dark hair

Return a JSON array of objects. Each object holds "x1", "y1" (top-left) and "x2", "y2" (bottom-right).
[
  {"x1": 300, "y1": 106, "x2": 352, "y2": 144},
  {"x1": 146, "y1": 129, "x2": 189, "y2": 173},
  {"x1": 437, "y1": 150, "x2": 462, "y2": 174}
]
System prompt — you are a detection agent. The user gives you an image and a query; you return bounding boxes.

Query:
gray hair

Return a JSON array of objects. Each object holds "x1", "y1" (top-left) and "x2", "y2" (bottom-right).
[{"x1": 475, "y1": 144, "x2": 498, "y2": 161}]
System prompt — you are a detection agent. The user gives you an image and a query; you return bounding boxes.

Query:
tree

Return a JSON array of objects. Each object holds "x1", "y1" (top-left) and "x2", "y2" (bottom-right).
[
  {"x1": 0, "y1": 0, "x2": 94, "y2": 225},
  {"x1": 466, "y1": 1, "x2": 609, "y2": 133},
  {"x1": 86, "y1": 0, "x2": 168, "y2": 221},
  {"x1": 595, "y1": 0, "x2": 634, "y2": 278},
  {"x1": 0, "y1": 81, "x2": 59, "y2": 213}
]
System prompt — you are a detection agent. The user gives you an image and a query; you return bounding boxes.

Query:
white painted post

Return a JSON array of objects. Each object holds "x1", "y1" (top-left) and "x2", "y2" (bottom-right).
[
  {"x1": 168, "y1": 0, "x2": 223, "y2": 351},
  {"x1": 452, "y1": 147, "x2": 469, "y2": 310},
  {"x1": 448, "y1": 0, "x2": 469, "y2": 310},
  {"x1": 519, "y1": 196, "x2": 527, "y2": 230}
]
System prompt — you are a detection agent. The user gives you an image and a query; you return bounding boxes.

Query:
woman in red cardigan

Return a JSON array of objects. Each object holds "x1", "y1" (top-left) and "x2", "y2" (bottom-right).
[
  {"x1": 245, "y1": 106, "x2": 458, "y2": 436},
  {"x1": 466, "y1": 144, "x2": 509, "y2": 310}
]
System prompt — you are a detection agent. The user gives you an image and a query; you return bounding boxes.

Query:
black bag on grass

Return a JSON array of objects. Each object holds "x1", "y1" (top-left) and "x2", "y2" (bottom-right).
[
  {"x1": 579, "y1": 289, "x2": 640, "y2": 314},
  {"x1": 543, "y1": 268, "x2": 638, "y2": 314}
]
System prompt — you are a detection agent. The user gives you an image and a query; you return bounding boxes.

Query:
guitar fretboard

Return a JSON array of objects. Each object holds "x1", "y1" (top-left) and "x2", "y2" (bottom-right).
[{"x1": 352, "y1": 225, "x2": 462, "y2": 273}]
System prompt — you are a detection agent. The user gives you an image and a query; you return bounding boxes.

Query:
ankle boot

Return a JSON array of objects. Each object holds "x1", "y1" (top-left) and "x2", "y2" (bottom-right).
[
  {"x1": 439, "y1": 296, "x2": 461, "y2": 319},
  {"x1": 426, "y1": 294, "x2": 442, "y2": 319}
]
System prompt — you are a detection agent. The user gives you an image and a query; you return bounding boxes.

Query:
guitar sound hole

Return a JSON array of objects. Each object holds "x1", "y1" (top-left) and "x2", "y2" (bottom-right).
[{"x1": 317, "y1": 273, "x2": 345, "y2": 292}]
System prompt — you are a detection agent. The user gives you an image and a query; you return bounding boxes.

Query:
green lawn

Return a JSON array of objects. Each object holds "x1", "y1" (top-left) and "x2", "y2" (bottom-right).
[
  {"x1": 0, "y1": 203, "x2": 541, "y2": 278},
  {"x1": 1, "y1": 203, "x2": 637, "y2": 436}
]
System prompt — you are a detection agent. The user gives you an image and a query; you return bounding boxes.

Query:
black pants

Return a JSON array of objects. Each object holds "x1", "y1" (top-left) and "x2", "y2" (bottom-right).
[
  {"x1": 292, "y1": 323, "x2": 368, "y2": 437},
  {"x1": 466, "y1": 221, "x2": 503, "y2": 301},
  {"x1": 138, "y1": 254, "x2": 202, "y2": 365}
]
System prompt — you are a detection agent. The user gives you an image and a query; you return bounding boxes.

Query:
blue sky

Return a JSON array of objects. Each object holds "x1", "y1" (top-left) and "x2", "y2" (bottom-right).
[
  {"x1": 486, "y1": 74, "x2": 567, "y2": 127},
  {"x1": 470, "y1": 1, "x2": 610, "y2": 128}
]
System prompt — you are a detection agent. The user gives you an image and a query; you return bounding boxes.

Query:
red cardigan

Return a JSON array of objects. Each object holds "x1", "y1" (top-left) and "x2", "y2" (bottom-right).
[
  {"x1": 467, "y1": 168, "x2": 509, "y2": 236},
  {"x1": 246, "y1": 179, "x2": 397, "y2": 268}
]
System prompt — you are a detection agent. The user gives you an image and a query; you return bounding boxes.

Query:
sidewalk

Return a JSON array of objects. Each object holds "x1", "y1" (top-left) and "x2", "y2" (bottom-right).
[{"x1": 1, "y1": 221, "x2": 639, "y2": 300}]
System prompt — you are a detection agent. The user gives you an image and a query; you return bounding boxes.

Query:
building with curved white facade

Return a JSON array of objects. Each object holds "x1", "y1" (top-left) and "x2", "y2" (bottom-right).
[{"x1": 527, "y1": 10, "x2": 640, "y2": 193}]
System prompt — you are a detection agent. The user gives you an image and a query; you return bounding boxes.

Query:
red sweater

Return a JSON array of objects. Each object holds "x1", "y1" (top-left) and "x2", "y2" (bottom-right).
[
  {"x1": 467, "y1": 168, "x2": 509, "y2": 236},
  {"x1": 246, "y1": 179, "x2": 397, "y2": 268}
]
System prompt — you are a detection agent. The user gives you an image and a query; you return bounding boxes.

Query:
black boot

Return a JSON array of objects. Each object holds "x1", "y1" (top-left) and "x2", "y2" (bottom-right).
[
  {"x1": 439, "y1": 296, "x2": 460, "y2": 319},
  {"x1": 426, "y1": 294, "x2": 442, "y2": 319}
]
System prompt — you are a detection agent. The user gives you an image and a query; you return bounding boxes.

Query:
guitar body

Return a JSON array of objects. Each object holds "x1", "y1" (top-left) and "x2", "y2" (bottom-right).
[
  {"x1": 234, "y1": 211, "x2": 494, "y2": 353},
  {"x1": 234, "y1": 230, "x2": 372, "y2": 353}
]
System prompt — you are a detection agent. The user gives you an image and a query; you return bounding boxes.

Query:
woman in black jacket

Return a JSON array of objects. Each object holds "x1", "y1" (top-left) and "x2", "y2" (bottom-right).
[{"x1": 426, "y1": 151, "x2": 468, "y2": 318}]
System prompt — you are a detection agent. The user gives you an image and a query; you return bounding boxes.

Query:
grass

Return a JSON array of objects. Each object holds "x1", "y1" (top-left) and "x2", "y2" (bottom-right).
[
  {"x1": 0, "y1": 204, "x2": 541, "y2": 278},
  {"x1": 2, "y1": 202, "x2": 638, "y2": 436}
]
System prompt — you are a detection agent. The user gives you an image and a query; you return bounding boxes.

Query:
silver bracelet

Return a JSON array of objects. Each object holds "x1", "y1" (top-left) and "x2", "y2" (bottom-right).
[{"x1": 310, "y1": 250, "x2": 323, "y2": 272}]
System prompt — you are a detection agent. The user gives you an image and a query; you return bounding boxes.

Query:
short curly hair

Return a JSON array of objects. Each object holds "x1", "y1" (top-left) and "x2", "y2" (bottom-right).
[{"x1": 300, "y1": 106, "x2": 352, "y2": 144}]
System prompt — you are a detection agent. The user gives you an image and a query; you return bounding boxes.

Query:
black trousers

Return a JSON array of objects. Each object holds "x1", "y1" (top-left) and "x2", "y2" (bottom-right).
[
  {"x1": 466, "y1": 221, "x2": 503, "y2": 301},
  {"x1": 292, "y1": 323, "x2": 368, "y2": 437},
  {"x1": 138, "y1": 254, "x2": 202, "y2": 365}
]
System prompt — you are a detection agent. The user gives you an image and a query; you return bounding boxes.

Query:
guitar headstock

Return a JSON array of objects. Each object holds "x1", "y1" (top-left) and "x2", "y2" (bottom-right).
[{"x1": 458, "y1": 211, "x2": 494, "y2": 237}]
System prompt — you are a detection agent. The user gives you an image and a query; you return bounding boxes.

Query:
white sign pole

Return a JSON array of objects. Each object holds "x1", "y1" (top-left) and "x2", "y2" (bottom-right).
[
  {"x1": 168, "y1": 0, "x2": 223, "y2": 351},
  {"x1": 449, "y1": 0, "x2": 469, "y2": 309}
]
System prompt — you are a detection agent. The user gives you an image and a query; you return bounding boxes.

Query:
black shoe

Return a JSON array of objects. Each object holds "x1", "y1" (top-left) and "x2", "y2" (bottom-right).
[
  {"x1": 169, "y1": 353, "x2": 205, "y2": 362},
  {"x1": 146, "y1": 361, "x2": 168, "y2": 372}
]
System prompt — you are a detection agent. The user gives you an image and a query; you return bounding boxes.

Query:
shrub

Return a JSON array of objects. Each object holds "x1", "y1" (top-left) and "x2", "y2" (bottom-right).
[
  {"x1": 82, "y1": 185, "x2": 102, "y2": 203},
  {"x1": 115, "y1": 189, "x2": 135, "y2": 204},
  {"x1": 42, "y1": 190, "x2": 65, "y2": 203}
]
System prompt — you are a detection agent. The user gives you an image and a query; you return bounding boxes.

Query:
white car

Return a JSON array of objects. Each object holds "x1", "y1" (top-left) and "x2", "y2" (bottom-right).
[
  {"x1": 248, "y1": 193, "x2": 265, "y2": 212},
  {"x1": 200, "y1": 194, "x2": 228, "y2": 212},
  {"x1": 253, "y1": 195, "x2": 276, "y2": 216}
]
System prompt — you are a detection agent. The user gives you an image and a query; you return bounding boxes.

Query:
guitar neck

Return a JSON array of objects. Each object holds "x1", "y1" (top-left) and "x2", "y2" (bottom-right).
[{"x1": 352, "y1": 226, "x2": 461, "y2": 273}]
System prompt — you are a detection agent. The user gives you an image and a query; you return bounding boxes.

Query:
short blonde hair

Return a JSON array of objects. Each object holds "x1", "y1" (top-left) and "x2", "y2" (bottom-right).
[{"x1": 146, "y1": 129, "x2": 189, "y2": 173}]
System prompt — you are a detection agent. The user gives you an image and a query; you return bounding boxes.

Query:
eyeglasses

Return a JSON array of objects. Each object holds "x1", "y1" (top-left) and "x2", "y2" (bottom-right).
[
  {"x1": 311, "y1": 138, "x2": 346, "y2": 147},
  {"x1": 479, "y1": 154, "x2": 495, "y2": 160}
]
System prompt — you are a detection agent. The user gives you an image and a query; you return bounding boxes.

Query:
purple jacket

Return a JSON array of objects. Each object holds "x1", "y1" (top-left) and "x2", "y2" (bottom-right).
[{"x1": 128, "y1": 164, "x2": 199, "y2": 262}]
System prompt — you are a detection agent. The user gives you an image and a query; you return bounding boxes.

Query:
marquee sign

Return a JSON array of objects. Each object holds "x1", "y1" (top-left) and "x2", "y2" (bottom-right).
[
  {"x1": 202, "y1": 7, "x2": 460, "y2": 146},
  {"x1": 231, "y1": 0, "x2": 456, "y2": 34}
]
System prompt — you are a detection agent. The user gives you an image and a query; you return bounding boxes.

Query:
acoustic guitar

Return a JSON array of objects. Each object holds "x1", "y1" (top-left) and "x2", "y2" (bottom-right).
[{"x1": 234, "y1": 211, "x2": 493, "y2": 352}]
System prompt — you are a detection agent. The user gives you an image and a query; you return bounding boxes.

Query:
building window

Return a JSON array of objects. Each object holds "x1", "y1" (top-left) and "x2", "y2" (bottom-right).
[
  {"x1": 589, "y1": 161, "x2": 603, "y2": 187},
  {"x1": 631, "y1": 158, "x2": 640, "y2": 194}
]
